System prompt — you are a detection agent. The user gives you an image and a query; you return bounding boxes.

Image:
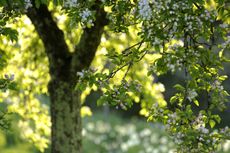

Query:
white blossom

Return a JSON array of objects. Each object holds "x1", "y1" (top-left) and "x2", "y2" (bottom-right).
[
  {"x1": 152, "y1": 37, "x2": 161, "y2": 46},
  {"x1": 79, "y1": 8, "x2": 94, "y2": 26},
  {"x1": 199, "y1": 136, "x2": 204, "y2": 141},
  {"x1": 220, "y1": 23, "x2": 228, "y2": 29},
  {"x1": 220, "y1": 126, "x2": 229, "y2": 134},
  {"x1": 24, "y1": 0, "x2": 32, "y2": 10},
  {"x1": 77, "y1": 71, "x2": 84, "y2": 78},
  {"x1": 212, "y1": 138, "x2": 217, "y2": 145},
  {"x1": 192, "y1": 113, "x2": 205, "y2": 127},
  {"x1": 169, "y1": 112, "x2": 177, "y2": 119},
  {"x1": 138, "y1": 0, "x2": 152, "y2": 20},
  {"x1": 211, "y1": 80, "x2": 224, "y2": 90},
  {"x1": 187, "y1": 89, "x2": 198, "y2": 101},
  {"x1": 174, "y1": 132, "x2": 184, "y2": 144},
  {"x1": 198, "y1": 126, "x2": 209, "y2": 134},
  {"x1": 64, "y1": 0, "x2": 78, "y2": 8},
  {"x1": 220, "y1": 36, "x2": 230, "y2": 49},
  {"x1": 80, "y1": 9, "x2": 91, "y2": 22}
]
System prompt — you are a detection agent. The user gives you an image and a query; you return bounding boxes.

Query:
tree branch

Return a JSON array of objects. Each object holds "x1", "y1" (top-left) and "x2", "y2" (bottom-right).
[
  {"x1": 26, "y1": 3, "x2": 71, "y2": 81},
  {"x1": 71, "y1": 2, "x2": 108, "y2": 73}
]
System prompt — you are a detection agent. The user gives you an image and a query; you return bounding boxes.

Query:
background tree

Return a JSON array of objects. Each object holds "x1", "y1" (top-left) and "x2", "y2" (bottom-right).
[{"x1": 0, "y1": 9, "x2": 17, "y2": 130}]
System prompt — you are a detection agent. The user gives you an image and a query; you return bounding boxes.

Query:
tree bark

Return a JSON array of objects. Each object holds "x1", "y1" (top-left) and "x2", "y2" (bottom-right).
[
  {"x1": 48, "y1": 80, "x2": 82, "y2": 153},
  {"x1": 26, "y1": 2, "x2": 107, "y2": 153}
]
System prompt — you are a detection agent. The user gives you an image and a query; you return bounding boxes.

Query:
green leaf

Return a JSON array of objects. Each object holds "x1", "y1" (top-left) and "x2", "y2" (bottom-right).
[
  {"x1": 8, "y1": 82, "x2": 17, "y2": 90},
  {"x1": 147, "y1": 115, "x2": 153, "y2": 122},
  {"x1": 193, "y1": 99, "x2": 199, "y2": 106},
  {"x1": 219, "y1": 75, "x2": 228, "y2": 81},
  {"x1": 170, "y1": 96, "x2": 177, "y2": 104},
  {"x1": 173, "y1": 84, "x2": 185, "y2": 91},
  {"x1": 1, "y1": 28, "x2": 18, "y2": 42},
  {"x1": 209, "y1": 120, "x2": 216, "y2": 128},
  {"x1": 147, "y1": 70, "x2": 152, "y2": 76},
  {"x1": 212, "y1": 115, "x2": 221, "y2": 124},
  {"x1": 75, "y1": 83, "x2": 86, "y2": 91}
]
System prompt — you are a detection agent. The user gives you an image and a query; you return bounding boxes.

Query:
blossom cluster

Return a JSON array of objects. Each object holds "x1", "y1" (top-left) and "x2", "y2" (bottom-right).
[
  {"x1": 79, "y1": 8, "x2": 94, "y2": 27},
  {"x1": 211, "y1": 80, "x2": 224, "y2": 91},
  {"x1": 148, "y1": 101, "x2": 230, "y2": 152},
  {"x1": 220, "y1": 36, "x2": 230, "y2": 49},
  {"x1": 137, "y1": 0, "x2": 218, "y2": 49},
  {"x1": 63, "y1": 0, "x2": 95, "y2": 27},
  {"x1": 138, "y1": 0, "x2": 152, "y2": 20},
  {"x1": 64, "y1": 0, "x2": 78, "y2": 8},
  {"x1": 192, "y1": 113, "x2": 205, "y2": 127},
  {"x1": 151, "y1": 102, "x2": 164, "y2": 117},
  {"x1": 76, "y1": 69, "x2": 87, "y2": 78},
  {"x1": 174, "y1": 132, "x2": 184, "y2": 145},
  {"x1": 187, "y1": 88, "x2": 198, "y2": 102},
  {"x1": 24, "y1": 0, "x2": 32, "y2": 10}
]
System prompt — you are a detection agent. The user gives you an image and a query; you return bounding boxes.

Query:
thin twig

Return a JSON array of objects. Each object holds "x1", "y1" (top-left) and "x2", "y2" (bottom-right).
[
  {"x1": 122, "y1": 62, "x2": 133, "y2": 80},
  {"x1": 122, "y1": 41, "x2": 143, "y2": 56},
  {"x1": 193, "y1": 3, "x2": 201, "y2": 10},
  {"x1": 107, "y1": 40, "x2": 145, "y2": 81}
]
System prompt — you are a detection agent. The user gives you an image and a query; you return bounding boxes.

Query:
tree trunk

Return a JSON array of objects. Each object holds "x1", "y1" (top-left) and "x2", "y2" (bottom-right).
[
  {"x1": 26, "y1": 2, "x2": 107, "y2": 153},
  {"x1": 49, "y1": 80, "x2": 82, "y2": 153}
]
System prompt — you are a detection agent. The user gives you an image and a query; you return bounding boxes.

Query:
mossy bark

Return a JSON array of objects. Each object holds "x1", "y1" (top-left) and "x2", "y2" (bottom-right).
[
  {"x1": 26, "y1": 2, "x2": 107, "y2": 153},
  {"x1": 49, "y1": 80, "x2": 82, "y2": 153}
]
